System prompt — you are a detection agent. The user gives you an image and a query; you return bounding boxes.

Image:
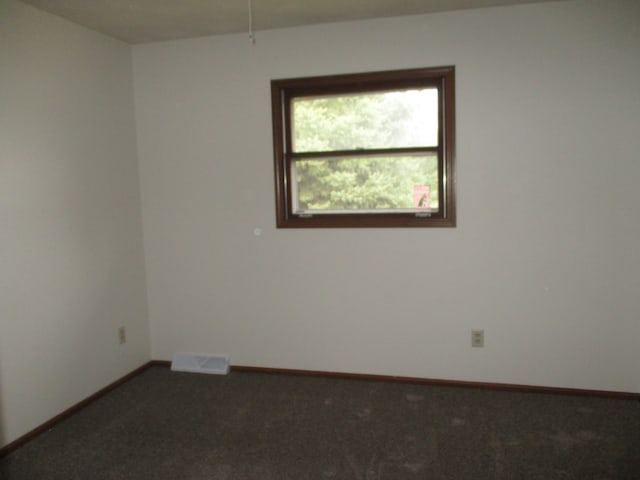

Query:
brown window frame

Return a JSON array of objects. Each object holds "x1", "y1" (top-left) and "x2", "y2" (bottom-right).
[{"x1": 271, "y1": 66, "x2": 456, "y2": 228}]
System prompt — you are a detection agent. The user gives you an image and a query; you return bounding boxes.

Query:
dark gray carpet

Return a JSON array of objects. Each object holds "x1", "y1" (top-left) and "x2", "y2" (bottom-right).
[{"x1": 1, "y1": 366, "x2": 639, "y2": 479}]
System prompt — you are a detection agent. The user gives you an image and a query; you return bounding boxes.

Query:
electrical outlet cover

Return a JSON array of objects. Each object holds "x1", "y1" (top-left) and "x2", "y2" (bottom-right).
[{"x1": 471, "y1": 329, "x2": 484, "y2": 348}]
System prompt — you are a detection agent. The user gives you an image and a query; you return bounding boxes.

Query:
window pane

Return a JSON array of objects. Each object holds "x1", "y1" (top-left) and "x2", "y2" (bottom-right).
[
  {"x1": 292, "y1": 154, "x2": 439, "y2": 213},
  {"x1": 292, "y1": 89, "x2": 438, "y2": 152}
]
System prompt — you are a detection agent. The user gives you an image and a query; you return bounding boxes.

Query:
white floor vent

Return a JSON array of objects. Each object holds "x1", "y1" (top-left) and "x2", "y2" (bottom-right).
[{"x1": 171, "y1": 353, "x2": 230, "y2": 375}]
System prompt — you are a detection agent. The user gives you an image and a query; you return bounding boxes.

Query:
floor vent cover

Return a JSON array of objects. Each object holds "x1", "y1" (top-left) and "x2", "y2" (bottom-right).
[{"x1": 171, "y1": 353, "x2": 230, "y2": 375}]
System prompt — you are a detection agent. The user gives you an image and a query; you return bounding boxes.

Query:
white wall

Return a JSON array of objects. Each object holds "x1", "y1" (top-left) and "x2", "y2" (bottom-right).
[
  {"x1": 134, "y1": 0, "x2": 640, "y2": 394},
  {"x1": 0, "y1": 0, "x2": 149, "y2": 447}
]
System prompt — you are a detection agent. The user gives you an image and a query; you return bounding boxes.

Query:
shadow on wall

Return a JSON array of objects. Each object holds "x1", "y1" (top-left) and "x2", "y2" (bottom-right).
[{"x1": 0, "y1": 354, "x2": 5, "y2": 449}]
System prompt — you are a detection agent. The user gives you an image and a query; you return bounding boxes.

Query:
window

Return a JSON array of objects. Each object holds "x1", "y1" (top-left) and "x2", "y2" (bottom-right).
[{"x1": 271, "y1": 66, "x2": 456, "y2": 228}]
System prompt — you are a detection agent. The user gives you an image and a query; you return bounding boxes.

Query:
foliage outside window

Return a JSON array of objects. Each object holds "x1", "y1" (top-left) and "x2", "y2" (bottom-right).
[{"x1": 271, "y1": 67, "x2": 456, "y2": 228}]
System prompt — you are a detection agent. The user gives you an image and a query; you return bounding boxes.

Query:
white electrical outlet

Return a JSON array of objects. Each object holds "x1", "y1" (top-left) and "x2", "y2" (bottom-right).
[
  {"x1": 471, "y1": 329, "x2": 484, "y2": 348},
  {"x1": 118, "y1": 326, "x2": 126, "y2": 345}
]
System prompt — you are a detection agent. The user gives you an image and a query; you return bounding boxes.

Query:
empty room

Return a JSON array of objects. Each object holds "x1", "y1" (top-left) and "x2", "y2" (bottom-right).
[{"x1": 1, "y1": 0, "x2": 639, "y2": 478}]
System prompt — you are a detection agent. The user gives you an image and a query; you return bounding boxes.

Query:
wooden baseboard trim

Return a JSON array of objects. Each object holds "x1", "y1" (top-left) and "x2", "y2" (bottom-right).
[
  {"x1": 0, "y1": 361, "x2": 156, "y2": 458},
  {"x1": 150, "y1": 359, "x2": 171, "y2": 368},
  {"x1": 228, "y1": 365, "x2": 640, "y2": 400},
  {"x1": 4, "y1": 360, "x2": 636, "y2": 457},
  {"x1": 154, "y1": 360, "x2": 639, "y2": 399},
  {"x1": 152, "y1": 360, "x2": 638, "y2": 399}
]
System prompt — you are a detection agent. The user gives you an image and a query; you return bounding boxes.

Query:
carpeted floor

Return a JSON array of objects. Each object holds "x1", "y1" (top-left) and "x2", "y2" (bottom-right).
[{"x1": 1, "y1": 365, "x2": 639, "y2": 479}]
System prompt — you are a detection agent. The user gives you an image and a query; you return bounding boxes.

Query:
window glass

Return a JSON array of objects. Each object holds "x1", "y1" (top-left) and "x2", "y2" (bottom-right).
[
  {"x1": 292, "y1": 89, "x2": 438, "y2": 152},
  {"x1": 292, "y1": 154, "x2": 439, "y2": 213}
]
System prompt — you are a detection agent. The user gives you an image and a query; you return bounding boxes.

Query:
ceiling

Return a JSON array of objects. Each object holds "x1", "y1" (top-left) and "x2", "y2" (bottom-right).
[{"x1": 20, "y1": 0, "x2": 561, "y2": 44}]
